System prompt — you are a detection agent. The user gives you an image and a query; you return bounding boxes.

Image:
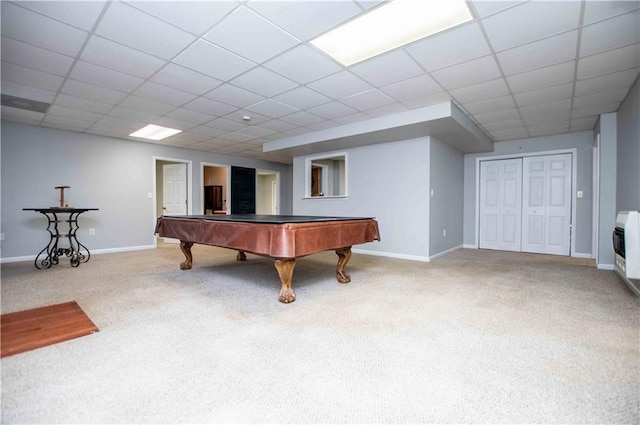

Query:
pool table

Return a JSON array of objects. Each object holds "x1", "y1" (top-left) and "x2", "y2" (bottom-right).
[{"x1": 154, "y1": 214, "x2": 380, "y2": 303}]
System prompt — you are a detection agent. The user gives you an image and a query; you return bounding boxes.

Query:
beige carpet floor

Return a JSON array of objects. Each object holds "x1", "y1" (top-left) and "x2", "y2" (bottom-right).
[{"x1": 1, "y1": 244, "x2": 638, "y2": 424}]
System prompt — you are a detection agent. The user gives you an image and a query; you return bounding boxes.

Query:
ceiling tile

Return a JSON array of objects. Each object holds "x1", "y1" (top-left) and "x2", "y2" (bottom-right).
[
  {"x1": 572, "y1": 88, "x2": 629, "y2": 110},
  {"x1": 190, "y1": 125, "x2": 227, "y2": 137},
  {"x1": 583, "y1": 1, "x2": 640, "y2": 25},
  {"x1": 204, "y1": 84, "x2": 264, "y2": 108},
  {"x1": 431, "y1": 55, "x2": 502, "y2": 90},
  {"x1": 204, "y1": 6, "x2": 300, "y2": 64},
  {"x1": 514, "y1": 83, "x2": 574, "y2": 107},
  {"x1": 264, "y1": 44, "x2": 342, "y2": 85},
  {"x1": 1, "y1": 37, "x2": 74, "y2": 76},
  {"x1": 1, "y1": 80, "x2": 54, "y2": 104},
  {"x1": 55, "y1": 94, "x2": 113, "y2": 114},
  {"x1": 520, "y1": 99, "x2": 572, "y2": 119},
  {"x1": 402, "y1": 92, "x2": 452, "y2": 109},
  {"x1": 580, "y1": 11, "x2": 640, "y2": 57},
  {"x1": 183, "y1": 97, "x2": 237, "y2": 116},
  {"x1": 450, "y1": 78, "x2": 509, "y2": 103},
  {"x1": 61, "y1": 79, "x2": 128, "y2": 105},
  {"x1": 108, "y1": 106, "x2": 159, "y2": 123},
  {"x1": 235, "y1": 125, "x2": 277, "y2": 138},
  {"x1": 406, "y1": 23, "x2": 491, "y2": 71},
  {"x1": 307, "y1": 101, "x2": 358, "y2": 120},
  {"x1": 351, "y1": 50, "x2": 424, "y2": 87},
  {"x1": 482, "y1": 118, "x2": 524, "y2": 132},
  {"x1": 17, "y1": 0, "x2": 107, "y2": 31},
  {"x1": 341, "y1": 89, "x2": 396, "y2": 112},
  {"x1": 381, "y1": 74, "x2": 442, "y2": 102},
  {"x1": 365, "y1": 102, "x2": 409, "y2": 118},
  {"x1": 259, "y1": 119, "x2": 299, "y2": 133},
  {"x1": 1, "y1": 62, "x2": 64, "y2": 91},
  {"x1": 119, "y1": 95, "x2": 176, "y2": 116},
  {"x1": 1, "y1": 2, "x2": 88, "y2": 56},
  {"x1": 463, "y1": 95, "x2": 515, "y2": 115},
  {"x1": 474, "y1": 108, "x2": 520, "y2": 125},
  {"x1": 570, "y1": 116, "x2": 599, "y2": 131},
  {"x1": 173, "y1": 39, "x2": 255, "y2": 81},
  {"x1": 246, "y1": 0, "x2": 363, "y2": 41},
  {"x1": 95, "y1": 1, "x2": 196, "y2": 60},
  {"x1": 81, "y1": 36, "x2": 167, "y2": 78},
  {"x1": 279, "y1": 111, "x2": 324, "y2": 126},
  {"x1": 246, "y1": 99, "x2": 299, "y2": 118},
  {"x1": 507, "y1": 61, "x2": 575, "y2": 93},
  {"x1": 150, "y1": 64, "x2": 222, "y2": 95},
  {"x1": 307, "y1": 70, "x2": 373, "y2": 99},
  {"x1": 482, "y1": 1, "x2": 580, "y2": 52},
  {"x1": 468, "y1": 1, "x2": 523, "y2": 19},
  {"x1": 48, "y1": 104, "x2": 103, "y2": 123},
  {"x1": 273, "y1": 86, "x2": 331, "y2": 110},
  {"x1": 223, "y1": 110, "x2": 271, "y2": 125},
  {"x1": 577, "y1": 44, "x2": 640, "y2": 79},
  {"x1": 43, "y1": 115, "x2": 94, "y2": 131},
  {"x1": 69, "y1": 60, "x2": 144, "y2": 92},
  {"x1": 527, "y1": 122, "x2": 569, "y2": 138},
  {"x1": 94, "y1": 115, "x2": 146, "y2": 131},
  {"x1": 333, "y1": 111, "x2": 371, "y2": 125},
  {"x1": 489, "y1": 127, "x2": 529, "y2": 141},
  {"x1": 127, "y1": 1, "x2": 238, "y2": 36},
  {"x1": 230, "y1": 67, "x2": 298, "y2": 97},
  {"x1": 164, "y1": 107, "x2": 214, "y2": 125},
  {"x1": 497, "y1": 31, "x2": 578, "y2": 75},
  {"x1": 523, "y1": 111, "x2": 571, "y2": 127},
  {"x1": 134, "y1": 81, "x2": 198, "y2": 106},
  {"x1": 574, "y1": 68, "x2": 640, "y2": 97},
  {"x1": 572, "y1": 102, "x2": 620, "y2": 119}
]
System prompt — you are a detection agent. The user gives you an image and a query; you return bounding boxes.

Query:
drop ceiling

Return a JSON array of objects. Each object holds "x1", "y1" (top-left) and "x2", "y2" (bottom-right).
[{"x1": 1, "y1": 0, "x2": 638, "y2": 164}]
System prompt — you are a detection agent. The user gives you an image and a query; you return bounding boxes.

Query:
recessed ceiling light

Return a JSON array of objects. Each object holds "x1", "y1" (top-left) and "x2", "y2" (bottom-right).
[
  {"x1": 311, "y1": 0, "x2": 473, "y2": 66},
  {"x1": 129, "y1": 124, "x2": 182, "y2": 140}
]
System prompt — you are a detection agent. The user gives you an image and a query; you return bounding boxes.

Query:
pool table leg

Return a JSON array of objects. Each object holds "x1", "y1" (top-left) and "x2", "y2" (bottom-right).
[
  {"x1": 335, "y1": 247, "x2": 352, "y2": 283},
  {"x1": 236, "y1": 251, "x2": 247, "y2": 261},
  {"x1": 274, "y1": 259, "x2": 296, "y2": 303},
  {"x1": 179, "y1": 241, "x2": 194, "y2": 270}
]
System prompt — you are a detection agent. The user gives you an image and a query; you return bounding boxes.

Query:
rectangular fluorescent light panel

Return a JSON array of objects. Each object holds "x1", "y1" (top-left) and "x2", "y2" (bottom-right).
[
  {"x1": 311, "y1": 0, "x2": 473, "y2": 66},
  {"x1": 129, "y1": 124, "x2": 182, "y2": 140}
]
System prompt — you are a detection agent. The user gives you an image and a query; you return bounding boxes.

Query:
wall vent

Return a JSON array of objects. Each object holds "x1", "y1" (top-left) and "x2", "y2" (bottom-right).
[{"x1": 1, "y1": 94, "x2": 50, "y2": 113}]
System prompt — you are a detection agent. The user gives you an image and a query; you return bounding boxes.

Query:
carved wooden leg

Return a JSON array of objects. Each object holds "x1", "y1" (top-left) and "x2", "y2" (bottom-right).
[
  {"x1": 274, "y1": 259, "x2": 296, "y2": 303},
  {"x1": 335, "y1": 247, "x2": 352, "y2": 283},
  {"x1": 179, "y1": 241, "x2": 194, "y2": 270},
  {"x1": 236, "y1": 250, "x2": 247, "y2": 261}
]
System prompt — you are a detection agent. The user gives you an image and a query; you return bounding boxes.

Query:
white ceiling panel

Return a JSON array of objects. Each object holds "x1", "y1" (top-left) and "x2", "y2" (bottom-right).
[
  {"x1": 575, "y1": 68, "x2": 640, "y2": 97},
  {"x1": 381, "y1": 74, "x2": 442, "y2": 102},
  {"x1": 55, "y1": 94, "x2": 113, "y2": 114},
  {"x1": 150, "y1": 64, "x2": 222, "y2": 96},
  {"x1": 81, "y1": 36, "x2": 167, "y2": 78},
  {"x1": 572, "y1": 102, "x2": 621, "y2": 119},
  {"x1": 482, "y1": 118, "x2": 524, "y2": 132},
  {"x1": 17, "y1": 1, "x2": 107, "y2": 31},
  {"x1": 570, "y1": 116, "x2": 599, "y2": 131},
  {"x1": 164, "y1": 107, "x2": 214, "y2": 125},
  {"x1": 128, "y1": 1, "x2": 238, "y2": 36},
  {"x1": 118, "y1": 95, "x2": 176, "y2": 116},
  {"x1": 1, "y1": 2, "x2": 89, "y2": 56},
  {"x1": 280, "y1": 111, "x2": 325, "y2": 126},
  {"x1": 48, "y1": 104, "x2": 104, "y2": 123},
  {"x1": 463, "y1": 95, "x2": 515, "y2": 115},
  {"x1": 469, "y1": 1, "x2": 523, "y2": 19},
  {"x1": 583, "y1": 0, "x2": 640, "y2": 25},
  {"x1": 580, "y1": 11, "x2": 640, "y2": 58},
  {"x1": 43, "y1": 115, "x2": 94, "y2": 131},
  {"x1": 204, "y1": 6, "x2": 300, "y2": 64},
  {"x1": 507, "y1": 61, "x2": 576, "y2": 93},
  {"x1": 450, "y1": 78, "x2": 509, "y2": 103},
  {"x1": 482, "y1": 1, "x2": 580, "y2": 52},
  {"x1": 406, "y1": 23, "x2": 491, "y2": 71},
  {"x1": 108, "y1": 106, "x2": 159, "y2": 124},
  {"x1": 572, "y1": 88, "x2": 630, "y2": 110},
  {"x1": 520, "y1": 99, "x2": 572, "y2": 119},
  {"x1": 341, "y1": 89, "x2": 396, "y2": 112},
  {"x1": 1, "y1": 37, "x2": 74, "y2": 76},
  {"x1": 474, "y1": 108, "x2": 521, "y2": 125},
  {"x1": 307, "y1": 71, "x2": 373, "y2": 100},
  {"x1": 274, "y1": 86, "x2": 331, "y2": 110},
  {"x1": 70, "y1": 60, "x2": 144, "y2": 93},
  {"x1": 350, "y1": 50, "x2": 424, "y2": 87},
  {"x1": 365, "y1": 102, "x2": 409, "y2": 118},
  {"x1": 61, "y1": 79, "x2": 128, "y2": 105},
  {"x1": 431, "y1": 55, "x2": 502, "y2": 90},
  {"x1": 134, "y1": 81, "x2": 198, "y2": 106},
  {"x1": 246, "y1": 0, "x2": 363, "y2": 41},
  {"x1": 497, "y1": 31, "x2": 578, "y2": 75},
  {"x1": 490, "y1": 127, "x2": 529, "y2": 141},
  {"x1": 264, "y1": 44, "x2": 342, "y2": 85},
  {"x1": 223, "y1": 110, "x2": 271, "y2": 126},
  {"x1": 308, "y1": 101, "x2": 358, "y2": 120},
  {"x1": 402, "y1": 92, "x2": 452, "y2": 109},
  {"x1": 514, "y1": 83, "x2": 574, "y2": 107},
  {"x1": 577, "y1": 44, "x2": 640, "y2": 79},
  {"x1": 172, "y1": 39, "x2": 255, "y2": 81},
  {"x1": 230, "y1": 67, "x2": 298, "y2": 97},
  {"x1": 183, "y1": 97, "x2": 237, "y2": 116},
  {"x1": 260, "y1": 119, "x2": 298, "y2": 133},
  {"x1": 1, "y1": 62, "x2": 64, "y2": 92},
  {"x1": 245, "y1": 99, "x2": 299, "y2": 118}
]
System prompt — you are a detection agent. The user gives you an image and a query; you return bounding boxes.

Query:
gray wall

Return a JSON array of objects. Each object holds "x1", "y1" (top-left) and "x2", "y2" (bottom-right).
[
  {"x1": 1, "y1": 122, "x2": 292, "y2": 259},
  {"x1": 463, "y1": 131, "x2": 594, "y2": 256},
  {"x1": 292, "y1": 137, "x2": 431, "y2": 260},
  {"x1": 429, "y1": 137, "x2": 464, "y2": 256},
  {"x1": 616, "y1": 78, "x2": 640, "y2": 212},
  {"x1": 596, "y1": 113, "x2": 617, "y2": 267}
]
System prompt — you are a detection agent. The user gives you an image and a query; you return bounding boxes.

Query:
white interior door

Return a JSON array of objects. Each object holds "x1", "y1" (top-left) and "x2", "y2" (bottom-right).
[
  {"x1": 479, "y1": 158, "x2": 522, "y2": 251},
  {"x1": 163, "y1": 163, "x2": 187, "y2": 215},
  {"x1": 522, "y1": 154, "x2": 572, "y2": 255}
]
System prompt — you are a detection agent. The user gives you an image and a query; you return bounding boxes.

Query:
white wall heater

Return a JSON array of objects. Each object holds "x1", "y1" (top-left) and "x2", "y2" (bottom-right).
[{"x1": 613, "y1": 211, "x2": 640, "y2": 297}]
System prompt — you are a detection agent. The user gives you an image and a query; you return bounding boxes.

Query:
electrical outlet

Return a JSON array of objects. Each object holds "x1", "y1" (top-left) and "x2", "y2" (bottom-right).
[
  {"x1": 443, "y1": 229, "x2": 446, "y2": 237},
  {"x1": 89, "y1": 228, "x2": 95, "y2": 236}
]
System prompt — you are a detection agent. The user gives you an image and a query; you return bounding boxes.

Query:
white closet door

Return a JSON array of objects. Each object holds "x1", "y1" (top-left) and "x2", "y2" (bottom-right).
[
  {"x1": 479, "y1": 158, "x2": 522, "y2": 251},
  {"x1": 521, "y1": 154, "x2": 572, "y2": 255}
]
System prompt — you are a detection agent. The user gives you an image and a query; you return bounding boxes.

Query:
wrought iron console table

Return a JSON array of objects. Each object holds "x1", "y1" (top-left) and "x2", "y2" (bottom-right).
[{"x1": 23, "y1": 208, "x2": 98, "y2": 269}]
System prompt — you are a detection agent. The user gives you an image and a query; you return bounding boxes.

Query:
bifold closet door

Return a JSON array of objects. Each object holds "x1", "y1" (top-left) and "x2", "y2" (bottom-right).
[
  {"x1": 521, "y1": 154, "x2": 572, "y2": 255},
  {"x1": 479, "y1": 158, "x2": 523, "y2": 251}
]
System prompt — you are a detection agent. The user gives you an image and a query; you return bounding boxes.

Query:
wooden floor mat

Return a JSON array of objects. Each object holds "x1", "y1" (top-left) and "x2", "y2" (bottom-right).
[{"x1": 1, "y1": 301, "x2": 99, "y2": 358}]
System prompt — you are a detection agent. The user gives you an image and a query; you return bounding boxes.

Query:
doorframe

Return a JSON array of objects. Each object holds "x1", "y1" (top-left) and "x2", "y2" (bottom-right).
[
  {"x1": 152, "y1": 156, "x2": 192, "y2": 248},
  {"x1": 474, "y1": 148, "x2": 578, "y2": 256},
  {"x1": 201, "y1": 162, "x2": 231, "y2": 215},
  {"x1": 256, "y1": 169, "x2": 281, "y2": 214}
]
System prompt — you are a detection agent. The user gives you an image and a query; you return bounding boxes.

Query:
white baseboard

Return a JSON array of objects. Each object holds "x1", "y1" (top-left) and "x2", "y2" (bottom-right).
[
  {"x1": 0, "y1": 244, "x2": 156, "y2": 264},
  {"x1": 572, "y1": 252, "x2": 593, "y2": 259},
  {"x1": 352, "y1": 248, "x2": 429, "y2": 262},
  {"x1": 429, "y1": 245, "x2": 463, "y2": 261},
  {"x1": 463, "y1": 244, "x2": 477, "y2": 249},
  {"x1": 597, "y1": 263, "x2": 615, "y2": 270}
]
